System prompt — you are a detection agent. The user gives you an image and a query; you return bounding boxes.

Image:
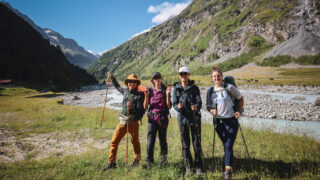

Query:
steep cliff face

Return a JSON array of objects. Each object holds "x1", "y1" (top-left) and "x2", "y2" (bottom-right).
[
  {"x1": 264, "y1": 0, "x2": 320, "y2": 58},
  {"x1": 87, "y1": 0, "x2": 320, "y2": 80}
]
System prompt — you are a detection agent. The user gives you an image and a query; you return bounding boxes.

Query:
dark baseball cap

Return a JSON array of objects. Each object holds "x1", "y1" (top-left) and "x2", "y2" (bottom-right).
[{"x1": 152, "y1": 72, "x2": 162, "y2": 79}]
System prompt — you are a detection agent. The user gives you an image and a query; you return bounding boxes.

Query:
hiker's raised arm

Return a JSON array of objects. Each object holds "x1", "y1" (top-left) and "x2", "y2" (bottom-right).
[{"x1": 110, "y1": 74, "x2": 125, "y2": 95}]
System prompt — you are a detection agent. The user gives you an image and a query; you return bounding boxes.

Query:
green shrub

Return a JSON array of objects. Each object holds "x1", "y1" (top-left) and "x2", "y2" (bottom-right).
[
  {"x1": 248, "y1": 35, "x2": 266, "y2": 48},
  {"x1": 257, "y1": 54, "x2": 320, "y2": 67},
  {"x1": 217, "y1": 45, "x2": 272, "y2": 72},
  {"x1": 294, "y1": 54, "x2": 320, "y2": 65},
  {"x1": 257, "y1": 55, "x2": 292, "y2": 67}
]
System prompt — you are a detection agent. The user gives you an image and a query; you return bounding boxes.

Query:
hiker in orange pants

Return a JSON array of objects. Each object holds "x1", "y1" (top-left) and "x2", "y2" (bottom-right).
[{"x1": 103, "y1": 73, "x2": 146, "y2": 170}]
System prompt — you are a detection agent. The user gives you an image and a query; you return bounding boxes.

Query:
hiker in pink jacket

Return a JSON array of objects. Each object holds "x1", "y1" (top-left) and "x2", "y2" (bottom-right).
[{"x1": 144, "y1": 72, "x2": 172, "y2": 167}]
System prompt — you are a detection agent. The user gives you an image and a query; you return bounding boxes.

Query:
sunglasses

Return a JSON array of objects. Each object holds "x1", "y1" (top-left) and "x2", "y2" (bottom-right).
[
  {"x1": 127, "y1": 80, "x2": 138, "y2": 84},
  {"x1": 153, "y1": 76, "x2": 161, "y2": 80},
  {"x1": 179, "y1": 72, "x2": 189, "y2": 76}
]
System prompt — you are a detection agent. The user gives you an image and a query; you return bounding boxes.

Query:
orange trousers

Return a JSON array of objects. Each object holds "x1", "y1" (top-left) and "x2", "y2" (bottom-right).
[{"x1": 108, "y1": 121, "x2": 141, "y2": 162}]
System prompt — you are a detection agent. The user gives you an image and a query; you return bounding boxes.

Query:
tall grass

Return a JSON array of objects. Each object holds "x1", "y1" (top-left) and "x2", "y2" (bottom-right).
[{"x1": 0, "y1": 87, "x2": 319, "y2": 179}]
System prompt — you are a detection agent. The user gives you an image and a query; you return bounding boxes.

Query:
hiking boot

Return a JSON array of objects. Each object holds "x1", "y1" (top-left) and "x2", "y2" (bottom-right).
[
  {"x1": 143, "y1": 161, "x2": 152, "y2": 169},
  {"x1": 224, "y1": 169, "x2": 232, "y2": 180},
  {"x1": 102, "y1": 162, "x2": 116, "y2": 171},
  {"x1": 196, "y1": 168, "x2": 204, "y2": 176},
  {"x1": 160, "y1": 155, "x2": 167, "y2": 165},
  {"x1": 132, "y1": 159, "x2": 140, "y2": 167},
  {"x1": 185, "y1": 167, "x2": 192, "y2": 176}
]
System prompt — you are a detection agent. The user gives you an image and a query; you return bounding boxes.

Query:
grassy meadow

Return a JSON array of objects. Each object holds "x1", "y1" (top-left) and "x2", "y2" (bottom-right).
[{"x1": 0, "y1": 87, "x2": 320, "y2": 179}]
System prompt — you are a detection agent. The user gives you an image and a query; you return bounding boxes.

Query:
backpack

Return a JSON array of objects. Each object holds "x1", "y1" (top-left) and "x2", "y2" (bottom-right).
[
  {"x1": 208, "y1": 75, "x2": 240, "y2": 112},
  {"x1": 123, "y1": 86, "x2": 147, "y2": 120}
]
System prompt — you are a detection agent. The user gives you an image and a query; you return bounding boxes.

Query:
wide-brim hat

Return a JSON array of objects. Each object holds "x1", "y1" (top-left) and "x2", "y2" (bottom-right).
[{"x1": 124, "y1": 74, "x2": 141, "y2": 86}]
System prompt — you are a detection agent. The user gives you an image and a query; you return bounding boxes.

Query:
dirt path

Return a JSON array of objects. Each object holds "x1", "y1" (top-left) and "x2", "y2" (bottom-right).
[{"x1": 0, "y1": 127, "x2": 112, "y2": 163}]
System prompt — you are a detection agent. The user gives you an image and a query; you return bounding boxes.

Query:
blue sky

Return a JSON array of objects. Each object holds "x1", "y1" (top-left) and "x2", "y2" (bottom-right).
[{"x1": 6, "y1": 0, "x2": 191, "y2": 53}]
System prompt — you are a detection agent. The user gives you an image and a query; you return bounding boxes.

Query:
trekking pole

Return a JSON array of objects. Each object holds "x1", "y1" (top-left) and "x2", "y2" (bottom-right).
[
  {"x1": 211, "y1": 104, "x2": 217, "y2": 170},
  {"x1": 212, "y1": 114, "x2": 216, "y2": 170},
  {"x1": 178, "y1": 133, "x2": 186, "y2": 180},
  {"x1": 100, "y1": 74, "x2": 110, "y2": 127},
  {"x1": 192, "y1": 109, "x2": 208, "y2": 180},
  {"x1": 126, "y1": 99, "x2": 131, "y2": 165},
  {"x1": 238, "y1": 119, "x2": 250, "y2": 159}
]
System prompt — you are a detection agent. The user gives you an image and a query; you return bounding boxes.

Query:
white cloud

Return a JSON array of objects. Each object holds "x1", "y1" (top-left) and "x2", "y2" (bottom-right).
[{"x1": 147, "y1": 1, "x2": 191, "y2": 24}]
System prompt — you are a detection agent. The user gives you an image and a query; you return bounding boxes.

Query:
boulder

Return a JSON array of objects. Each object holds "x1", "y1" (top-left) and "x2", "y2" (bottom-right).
[{"x1": 315, "y1": 98, "x2": 320, "y2": 106}]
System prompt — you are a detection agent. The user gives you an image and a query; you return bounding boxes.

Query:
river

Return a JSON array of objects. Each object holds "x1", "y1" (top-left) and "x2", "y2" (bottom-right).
[{"x1": 60, "y1": 85, "x2": 320, "y2": 142}]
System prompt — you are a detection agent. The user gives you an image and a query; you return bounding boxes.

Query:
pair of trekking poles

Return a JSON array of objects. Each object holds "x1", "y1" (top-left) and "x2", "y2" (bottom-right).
[{"x1": 100, "y1": 75, "x2": 130, "y2": 165}]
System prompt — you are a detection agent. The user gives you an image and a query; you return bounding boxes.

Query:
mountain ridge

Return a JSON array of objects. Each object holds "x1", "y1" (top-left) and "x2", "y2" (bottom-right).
[
  {"x1": 0, "y1": 3, "x2": 97, "y2": 89},
  {"x1": 87, "y1": 0, "x2": 320, "y2": 80},
  {"x1": 4, "y1": 2, "x2": 97, "y2": 68}
]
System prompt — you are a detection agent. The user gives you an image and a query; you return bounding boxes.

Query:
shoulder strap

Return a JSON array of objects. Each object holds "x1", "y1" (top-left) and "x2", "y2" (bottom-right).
[
  {"x1": 209, "y1": 86, "x2": 215, "y2": 94},
  {"x1": 224, "y1": 84, "x2": 240, "y2": 112},
  {"x1": 223, "y1": 83, "x2": 233, "y2": 98}
]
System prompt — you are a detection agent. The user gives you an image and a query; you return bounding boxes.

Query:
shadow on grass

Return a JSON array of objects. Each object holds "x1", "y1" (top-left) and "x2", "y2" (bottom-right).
[
  {"x1": 26, "y1": 93, "x2": 63, "y2": 98},
  {"x1": 0, "y1": 87, "x2": 6, "y2": 96},
  {"x1": 203, "y1": 156, "x2": 319, "y2": 179}
]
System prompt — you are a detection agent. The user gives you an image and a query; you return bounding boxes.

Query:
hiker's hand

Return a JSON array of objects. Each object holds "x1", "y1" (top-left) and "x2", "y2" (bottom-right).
[
  {"x1": 178, "y1": 102, "x2": 183, "y2": 109},
  {"x1": 210, "y1": 109, "x2": 217, "y2": 116},
  {"x1": 166, "y1": 86, "x2": 171, "y2": 96},
  {"x1": 144, "y1": 88, "x2": 149, "y2": 97},
  {"x1": 235, "y1": 112, "x2": 241, "y2": 119},
  {"x1": 191, "y1": 105, "x2": 197, "y2": 111},
  {"x1": 127, "y1": 101, "x2": 132, "y2": 109},
  {"x1": 108, "y1": 72, "x2": 113, "y2": 79}
]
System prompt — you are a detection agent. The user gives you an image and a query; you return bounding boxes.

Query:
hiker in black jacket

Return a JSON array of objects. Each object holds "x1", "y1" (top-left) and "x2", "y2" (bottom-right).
[{"x1": 172, "y1": 66, "x2": 203, "y2": 176}]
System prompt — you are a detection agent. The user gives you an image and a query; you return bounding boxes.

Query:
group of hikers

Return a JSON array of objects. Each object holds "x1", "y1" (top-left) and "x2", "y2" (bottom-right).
[{"x1": 102, "y1": 65, "x2": 244, "y2": 180}]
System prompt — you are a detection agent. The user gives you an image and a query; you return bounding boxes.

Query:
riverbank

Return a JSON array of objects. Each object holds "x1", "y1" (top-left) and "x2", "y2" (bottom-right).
[{"x1": 63, "y1": 84, "x2": 320, "y2": 122}]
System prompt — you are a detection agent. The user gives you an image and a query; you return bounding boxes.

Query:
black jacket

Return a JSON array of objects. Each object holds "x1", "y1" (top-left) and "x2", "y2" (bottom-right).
[{"x1": 173, "y1": 80, "x2": 202, "y2": 126}]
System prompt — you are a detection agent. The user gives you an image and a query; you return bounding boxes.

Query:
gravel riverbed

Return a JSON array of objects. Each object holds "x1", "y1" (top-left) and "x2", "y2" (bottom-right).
[{"x1": 61, "y1": 84, "x2": 320, "y2": 122}]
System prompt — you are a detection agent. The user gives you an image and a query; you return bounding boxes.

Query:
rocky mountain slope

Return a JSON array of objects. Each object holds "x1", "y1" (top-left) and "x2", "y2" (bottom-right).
[
  {"x1": 0, "y1": 3, "x2": 97, "y2": 89},
  {"x1": 4, "y1": 2, "x2": 97, "y2": 68},
  {"x1": 87, "y1": 0, "x2": 320, "y2": 80},
  {"x1": 43, "y1": 28, "x2": 97, "y2": 68}
]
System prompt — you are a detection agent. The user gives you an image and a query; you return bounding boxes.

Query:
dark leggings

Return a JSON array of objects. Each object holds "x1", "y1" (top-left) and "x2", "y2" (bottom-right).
[
  {"x1": 215, "y1": 117, "x2": 239, "y2": 167},
  {"x1": 146, "y1": 121, "x2": 168, "y2": 162}
]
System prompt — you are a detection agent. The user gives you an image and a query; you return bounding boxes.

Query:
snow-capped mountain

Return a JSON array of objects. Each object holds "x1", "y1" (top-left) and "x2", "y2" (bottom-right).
[
  {"x1": 87, "y1": 50, "x2": 102, "y2": 58},
  {"x1": 43, "y1": 28, "x2": 97, "y2": 68},
  {"x1": 4, "y1": 2, "x2": 97, "y2": 68}
]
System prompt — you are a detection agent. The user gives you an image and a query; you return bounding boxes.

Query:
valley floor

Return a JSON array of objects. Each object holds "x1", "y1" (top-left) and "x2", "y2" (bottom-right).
[{"x1": 0, "y1": 87, "x2": 319, "y2": 179}]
